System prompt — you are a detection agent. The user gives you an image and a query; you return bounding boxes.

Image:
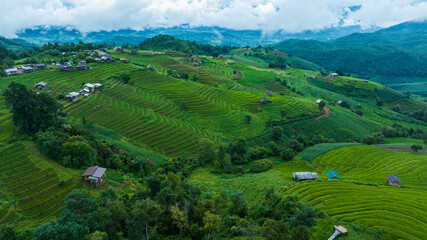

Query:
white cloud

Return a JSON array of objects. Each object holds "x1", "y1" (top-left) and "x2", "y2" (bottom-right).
[{"x1": 0, "y1": 0, "x2": 426, "y2": 37}]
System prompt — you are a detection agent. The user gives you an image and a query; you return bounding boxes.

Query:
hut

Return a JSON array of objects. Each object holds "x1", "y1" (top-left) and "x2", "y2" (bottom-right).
[
  {"x1": 84, "y1": 83, "x2": 95, "y2": 92},
  {"x1": 328, "y1": 225, "x2": 348, "y2": 240},
  {"x1": 330, "y1": 73, "x2": 338, "y2": 77},
  {"x1": 36, "y1": 64, "x2": 47, "y2": 70},
  {"x1": 259, "y1": 97, "x2": 269, "y2": 104},
  {"x1": 120, "y1": 58, "x2": 129, "y2": 63},
  {"x1": 4, "y1": 68, "x2": 18, "y2": 76},
  {"x1": 66, "y1": 92, "x2": 80, "y2": 102},
  {"x1": 59, "y1": 63, "x2": 73, "y2": 72},
  {"x1": 34, "y1": 82, "x2": 47, "y2": 91},
  {"x1": 93, "y1": 83, "x2": 102, "y2": 89},
  {"x1": 387, "y1": 175, "x2": 402, "y2": 187},
  {"x1": 293, "y1": 172, "x2": 318, "y2": 181},
  {"x1": 265, "y1": 90, "x2": 274, "y2": 96},
  {"x1": 82, "y1": 166, "x2": 107, "y2": 187},
  {"x1": 315, "y1": 99, "x2": 322, "y2": 104},
  {"x1": 147, "y1": 65, "x2": 156, "y2": 71},
  {"x1": 326, "y1": 170, "x2": 340, "y2": 180},
  {"x1": 21, "y1": 66, "x2": 34, "y2": 73}
]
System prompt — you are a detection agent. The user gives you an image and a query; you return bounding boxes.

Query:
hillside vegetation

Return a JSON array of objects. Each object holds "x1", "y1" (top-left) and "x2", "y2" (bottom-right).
[{"x1": 274, "y1": 20, "x2": 427, "y2": 78}]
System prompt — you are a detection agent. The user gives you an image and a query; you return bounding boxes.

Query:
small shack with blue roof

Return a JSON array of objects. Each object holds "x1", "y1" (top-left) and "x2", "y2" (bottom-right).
[{"x1": 326, "y1": 170, "x2": 340, "y2": 180}]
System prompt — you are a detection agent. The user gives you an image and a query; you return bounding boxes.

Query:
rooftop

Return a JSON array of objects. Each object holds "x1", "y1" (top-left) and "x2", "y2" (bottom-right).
[
  {"x1": 387, "y1": 175, "x2": 402, "y2": 184},
  {"x1": 326, "y1": 170, "x2": 340, "y2": 179},
  {"x1": 293, "y1": 172, "x2": 318, "y2": 180}
]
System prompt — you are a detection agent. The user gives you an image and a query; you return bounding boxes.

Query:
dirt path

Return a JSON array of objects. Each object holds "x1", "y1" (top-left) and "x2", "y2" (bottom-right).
[
  {"x1": 316, "y1": 106, "x2": 330, "y2": 120},
  {"x1": 231, "y1": 81, "x2": 237, "y2": 90}
]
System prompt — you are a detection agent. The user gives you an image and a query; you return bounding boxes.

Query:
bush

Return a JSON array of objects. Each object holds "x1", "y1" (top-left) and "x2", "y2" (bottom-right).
[
  {"x1": 57, "y1": 94, "x2": 64, "y2": 100},
  {"x1": 250, "y1": 159, "x2": 273, "y2": 173},
  {"x1": 233, "y1": 166, "x2": 245, "y2": 175},
  {"x1": 281, "y1": 148, "x2": 295, "y2": 161}
]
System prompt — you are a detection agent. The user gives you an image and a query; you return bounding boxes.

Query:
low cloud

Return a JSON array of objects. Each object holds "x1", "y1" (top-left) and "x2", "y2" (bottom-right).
[{"x1": 1, "y1": 0, "x2": 426, "y2": 37}]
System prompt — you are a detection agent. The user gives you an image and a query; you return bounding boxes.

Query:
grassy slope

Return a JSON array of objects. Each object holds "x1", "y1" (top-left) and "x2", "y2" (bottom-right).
[
  {"x1": 290, "y1": 145, "x2": 427, "y2": 240},
  {"x1": 191, "y1": 144, "x2": 427, "y2": 239}
]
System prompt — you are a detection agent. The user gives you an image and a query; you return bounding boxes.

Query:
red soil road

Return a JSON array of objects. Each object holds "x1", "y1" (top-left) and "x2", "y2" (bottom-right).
[{"x1": 316, "y1": 106, "x2": 330, "y2": 120}]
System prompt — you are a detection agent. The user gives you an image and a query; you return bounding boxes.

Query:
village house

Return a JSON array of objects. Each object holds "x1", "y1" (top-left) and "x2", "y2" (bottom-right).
[
  {"x1": 93, "y1": 83, "x2": 102, "y2": 89},
  {"x1": 330, "y1": 73, "x2": 338, "y2": 77},
  {"x1": 259, "y1": 97, "x2": 269, "y2": 104},
  {"x1": 226, "y1": 61, "x2": 235, "y2": 65},
  {"x1": 59, "y1": 62, "x2": 73, "y2": 72},
  {"x1": 36, "y1": 64, "x2": 47, "y2": 70},
  {"x1": 265, "y1": 90, "x2": 274, "y2": 96},
  {"x1": 293, "y1": 172, "x2": 319, "y2": 181},
  {"x1": 326, "y1": 170, "x2": 340, "y2": 180},
  {"x1": 80, "y1": 88, "x2": 90, "y2": 94},
  {"x1": 82, "y1": 166, "x2": 107, "y2": 188},
  {"x1": 120, "y1": 58, "x2": 129, "y2": 63},
  {"x1": 114, "y1": 46, "x2": 124, "y2": 52},
  {"x1": 19, "y1": 66, "x2": 34, "y2": 74},
  {"x1": 66, "y1": 92, "x2": 80, "y2": 102},
  {"x1": 316, "y1": 99, "x2": 322, "y2": 104},
  {"x1": 76, "y1": 61, "x2": 90, "y2": 71},
  {"x1": 84, "y1": 83, "x2": 95, "y2": 92},
  {"x1": 4, "y1": 68, "x2": 18, "y2": 76},
  {"x1": 34, "y1": 82, "x2": 47, "y2": 91},
  {"x1": 387, "y1": 175, "x2": 402, "y2": 187},
  {"x1": 363, "y1": 79, "x2": 369, "y2": 82},
  {"x1": 147, "y1": 65, "x2": 156, "y2": 71}
]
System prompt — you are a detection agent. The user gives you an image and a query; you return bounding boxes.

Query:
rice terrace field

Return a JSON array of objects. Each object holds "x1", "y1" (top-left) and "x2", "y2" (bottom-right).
[{"x1": 290, "y1": 145, "x2": 427, "y2": 240}]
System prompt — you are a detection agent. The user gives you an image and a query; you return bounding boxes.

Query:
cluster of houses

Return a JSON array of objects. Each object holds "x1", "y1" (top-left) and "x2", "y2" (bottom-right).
[
  {"x1": 292, "y1": 170, "x2": 403, "y2": 187},
  {"x1": 59, "y1": 61, "x2": 91, "y2": 72},
  {"x1": 4, "y1": 64, "x2": 46, "y2": 77},
  {"x1": 94, "y1": 50, "x2": 114, "y2": 63},
  {"x1": 66, "y1": 83, "x2": 102, "y2": 102}
]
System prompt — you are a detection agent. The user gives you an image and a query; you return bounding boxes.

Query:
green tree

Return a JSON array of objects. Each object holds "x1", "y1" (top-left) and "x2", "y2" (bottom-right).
[
  {"x1": 245, "y1": 114, "x2": 252, "y2": 124},
  {"x1": 405, "y1": 89, "x2": 411, "y2": 99},
  {"x1": 130, "y1": 199, "x2": 161, "y2": 240},
  {"x1": 203, "y1": 211, "x2": 221, "y2": 239},
  {"x1": 318, "y1": 100, "x2": 326, "y2": 110},
  {"x1": 289, "y1": 204, "x2": 316, "y2": 228},
  {"x1": 180, "y1": 101, "x2": 187, "y2": 111},
  {"x1": 281, "y1": 149, "x2": 295, "y2": 161},
  {"x1": 272, "y1": 126, "x2": 283, "y2": 141},
  {"x1": 280, "y1": 109, "x2": 286, "y2": 120},
  {"x1": 411, "y1": 144, "x2": 423, "y2": 153},
  {"x1": 3, "y1": 82, "x2": 63, "y2": 134},
  {"x1": 423, "y1": 133, "x2": 427, "y2": 145},
  {"x1": 261, "y1": 219, "x2": 288, "y2": 240},
  {"x1": 192, "y1": 74, "x2": 199, "y2": 82},
  {"x1": 291, "y1": 225, "x2": 312, "y2": 240}
]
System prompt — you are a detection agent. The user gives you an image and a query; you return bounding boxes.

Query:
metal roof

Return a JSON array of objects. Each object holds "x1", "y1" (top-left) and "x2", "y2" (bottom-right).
[
  {"x1": 82, "y1": 166, "x2": 98, "y2": 177},
  {"x1": 84, "y1": 83, "x2": 95, "y2": 88},
  {"x1": 66, "y1": 92, "x2": 80, "y2": 97},
  {"x1": 326, "y1": 170, "x2": 340, "y2": 179},
  {"x1": 387, "y1": 175, "x2": 402, "y2": 184},
  {"x1": 92, "y1": 167, "x2": 107, "y2": 178},
  {"x1": 35, "y1": 82, "x2": 47, "y2": 86},
  {"x1": 293, "y1": 172, "x2": 318, "y2": 180}
]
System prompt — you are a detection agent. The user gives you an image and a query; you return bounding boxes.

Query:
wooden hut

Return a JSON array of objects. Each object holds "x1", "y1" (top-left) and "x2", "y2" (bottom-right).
[
  {"x1": 259, "y1": 97, "x2": 269, "y2": 104},
  {"x1": 34, "y1": 82, "x2": 47, "y2": 91},
  {"x1": 82, "y1": 166, "x2": 107, "y2": 187},
  {"x1": 328, "y1": 225, "x2": 348, "y2": 240},
  {"x1": 66, "y1": 92, "x2": 80, "y2": 102},
  {"x1": 326, "y1": 170, "x2": 340, "y2": 180},
  {"x1": 293, "y1": 172, "x2": 318, "y2": 181},
  {"x1": 387, "y1": 175, "x2": 402, "y2": 187}
]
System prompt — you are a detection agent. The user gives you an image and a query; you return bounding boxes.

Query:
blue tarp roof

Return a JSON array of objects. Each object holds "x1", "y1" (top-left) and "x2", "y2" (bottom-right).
[
  {"x1": 326, "y1": 170, "x2": 340, "y2": 179},
  {"x1": 387, "y1": 175, "x2": 402, "y2": 184}
]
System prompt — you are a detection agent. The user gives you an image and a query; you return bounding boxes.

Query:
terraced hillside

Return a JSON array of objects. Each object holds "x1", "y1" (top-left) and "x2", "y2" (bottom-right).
[
  {"x1": 290, "y1": 145, "x2": 427, "y2": 240},
  {"x1": 1, "y1": 59, "x2": 317, "y2": 156},
  {"x1": 0, "y1": 143, "x2": 80, "y2": 225}
]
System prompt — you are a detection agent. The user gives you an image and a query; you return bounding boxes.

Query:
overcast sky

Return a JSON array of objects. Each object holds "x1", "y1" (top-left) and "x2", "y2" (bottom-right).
[{"x1": 1, "y1": 0, "x2": 426, "y2": 37}]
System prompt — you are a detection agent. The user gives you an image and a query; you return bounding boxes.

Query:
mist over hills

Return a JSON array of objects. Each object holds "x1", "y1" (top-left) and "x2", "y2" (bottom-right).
[{"x1": 13, "y1": 24, "x2": 378, "y2": 47}]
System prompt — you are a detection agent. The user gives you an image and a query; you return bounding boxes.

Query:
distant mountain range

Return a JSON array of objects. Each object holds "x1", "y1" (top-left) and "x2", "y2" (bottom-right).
[
  {"x1": 274, "y1": 20, "x2": 427, "y2": 78},
  {"x1": 12, "y1": 25, "x2": 378, "y2": 47}
]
